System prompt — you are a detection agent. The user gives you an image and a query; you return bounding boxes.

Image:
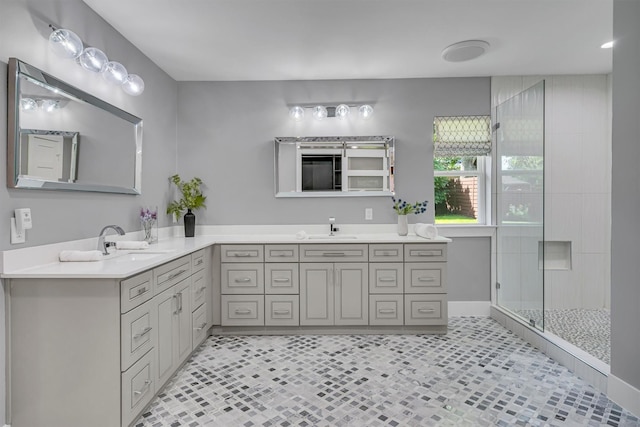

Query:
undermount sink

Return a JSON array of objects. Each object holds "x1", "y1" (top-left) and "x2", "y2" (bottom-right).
[
  {"x1": 307, "y1": 234, "x2": 359, "y2": 240},
  {"x1": 110, "y1": 252, "x2": 165, "y2": 262}
]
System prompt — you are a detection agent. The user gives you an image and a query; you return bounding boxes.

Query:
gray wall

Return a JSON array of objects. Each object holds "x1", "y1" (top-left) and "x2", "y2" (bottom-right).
[
  {"x1": 447, "y1": 237, "x2": 491, "y2": 301},
  {"x1": 0, "y1": 0, "x2": 178, "y2": 251},
  {"x1": 176, "y1": 78, "x2": 490, "y2": 225},
  {"x1": 611, "y1": 0, "x2": 640, "y2": 391}
]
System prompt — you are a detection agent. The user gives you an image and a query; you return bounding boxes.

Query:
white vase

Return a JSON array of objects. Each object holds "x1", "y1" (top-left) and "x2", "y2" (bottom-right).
[{"x1": 397, "y1": 215, "x2": 408, "y2": 236}]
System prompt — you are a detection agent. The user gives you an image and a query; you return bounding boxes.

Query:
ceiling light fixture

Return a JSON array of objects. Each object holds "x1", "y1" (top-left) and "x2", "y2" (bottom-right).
[
  {"x1": 48, "y1": 24, "x2": 145, "y2": 96},
  {"x1": 601, "y1": 41, "x2": 614, "y2": 49},
  {"x1": 289, "y1": 103, "x2": 374, "y2": 121},
  {"x1": 442, "y1": 40, "x2": 490, "y2": 62}
]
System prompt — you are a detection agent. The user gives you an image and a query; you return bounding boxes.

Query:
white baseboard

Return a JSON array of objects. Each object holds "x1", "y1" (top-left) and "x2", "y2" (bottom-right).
[
  {"x1": 608, "y1": 374, "x2": 640, "y2": 418},
  {"x1": 448, "y1": 301, "x2": 491, "y2": 317}
]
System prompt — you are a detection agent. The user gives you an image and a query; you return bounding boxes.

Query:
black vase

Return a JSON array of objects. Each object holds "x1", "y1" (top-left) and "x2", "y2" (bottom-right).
[{"x1": 184, "y1": 209, "x2": 195, "y2": 237}]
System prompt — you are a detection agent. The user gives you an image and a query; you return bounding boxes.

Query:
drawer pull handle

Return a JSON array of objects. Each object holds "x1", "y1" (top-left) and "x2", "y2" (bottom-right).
[
  {"x1": 418, "y1": 277, "x2": 436, "y2": 282},
  {"x1": 133, "y1": 326, "x2": 153, "y2": 340},
  {"x1": 273, "y1": 309, "x2": 290, "y2": 315},
  {"x1": 272, "y1": 252, "x2": 288, "y2": 257},
  {"x1": 197, "y1": 286, "x2": 206, "y2": 294},
  {"x1": 273, "y1": 278, "x2": 290, "y2": 283},
  {"x1": 195, "y1": 259, "x2": 203, "y2": 265},
  {"x1": 414, "y1": 251, "x2": 440, "y2": 256},
  {"x1": 136, "y1": 287, "x2": 148, "y2": 295},
  {"x1": 232, "y1": 252, "x2": 252, "y2": 257},
  {"x1": 234, "y1": 277, "x2": 252, "y2": 283},
  {"x1": 195, "y1": 322, "x2": 208, "y2": 331},
  {"x1": 378, "y1": 277, "x2": 396, "y2": 282},
  {"x1": 168, "y1": 269, "x2": 187, "y2": 280},
  {"x1": 234, "y1": 309, "x2": 252, "y2": 315},
  {"x1": 173, "y1": 294, "x2": 179, "y2": 315},
  {"x1": 133, "y1": 380, "x2": 152, "y2": 396},
  {"x1": 418, "y1": 308, "x2": 436, "y2": 313},
  {"x1": 378, "y1": 309, "x2": 396, "y2": 314},
  {"x1": 322, "y1": 252, "x2": 346, "y2": 257},
  {"x1": 379, "y1": 251, "x2": 396, "y2": 256}
]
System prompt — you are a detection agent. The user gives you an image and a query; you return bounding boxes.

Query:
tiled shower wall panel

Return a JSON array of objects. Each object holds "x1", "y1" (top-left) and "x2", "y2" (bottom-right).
[{"x1": 492, "y1": 75, "x2": 611, "y2": 310}]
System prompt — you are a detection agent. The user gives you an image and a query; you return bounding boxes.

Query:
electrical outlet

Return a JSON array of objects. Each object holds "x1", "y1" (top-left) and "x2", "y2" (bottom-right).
[
  {"x1": 10, "y1": 218, "x2": 25, "y2": 244},
  {"x1": 365, "y1": 208, "x2": 373, "y2": 220}
]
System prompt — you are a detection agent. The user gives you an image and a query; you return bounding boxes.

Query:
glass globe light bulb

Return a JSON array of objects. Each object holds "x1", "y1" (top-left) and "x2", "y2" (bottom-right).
[
  {"x1": 312, "y1": 105, "x2": 328, "y2": 120},
  {"x1": 358, "y1": 104, "x2": 374, "y2": 119},
  {"x1": 335, "y1": 104, "x2": 351, "y2": 120},
  {"x1": 102, "y1": 61, "x2": 128, "y2": 85},
  {"x1": 41, "y1": 99, "x2": 60, "y2": 113},
  {"x1": 20, "y1": 97, "x2": 38, "y2": 112},
  {"x1": 49, "y1": 29, "x2": 83, "y2": 59},
  {"x1": 78, "y1": 47, "x2": 108, "y2": 73},
  {"x1": 289, "y1": 106, "x2": 305, "y2": 121},
  {"x1": 122, "y1": 74, "x2": 145, "y2": 96}
]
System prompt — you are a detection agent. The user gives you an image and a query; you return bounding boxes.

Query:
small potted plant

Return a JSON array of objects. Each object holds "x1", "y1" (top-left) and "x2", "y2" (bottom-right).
[
  {"x1": 392, "y1": 196, "x2": 428, "y2": 236},
  {"x1": 166, "y1": 174, "x2": 206, "y2": 237}
]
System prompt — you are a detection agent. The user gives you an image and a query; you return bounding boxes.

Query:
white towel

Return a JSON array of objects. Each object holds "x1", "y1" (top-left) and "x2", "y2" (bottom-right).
[
  {"x1": 115, "y1": 241, "x2": 150, "y2": 250},
  {"x1": 59, "y1": 250, "x2": 104, "y2": 262},
  {"x1": 415, "y1": 223, "x2": 438, "y2": 239}
]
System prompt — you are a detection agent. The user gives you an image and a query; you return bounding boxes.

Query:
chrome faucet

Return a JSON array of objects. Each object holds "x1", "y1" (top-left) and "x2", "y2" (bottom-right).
[
  {"x1": 329, "y1": 217, "x2": 339, "y2": 236},
  {"x1": 97, "y1": 225, "x2": 125, "y2": 255}
]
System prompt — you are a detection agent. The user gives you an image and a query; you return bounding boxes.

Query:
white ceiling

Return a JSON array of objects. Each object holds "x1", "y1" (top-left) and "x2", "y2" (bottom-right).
[{"x1": 82, "y1": 0, "x2": 613, "y2": 82}]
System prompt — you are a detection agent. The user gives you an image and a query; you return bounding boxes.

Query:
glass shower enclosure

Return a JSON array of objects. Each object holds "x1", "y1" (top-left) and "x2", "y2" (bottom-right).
[{"x1": 495, "y1": 81, "x2": 545, "y2": 329}]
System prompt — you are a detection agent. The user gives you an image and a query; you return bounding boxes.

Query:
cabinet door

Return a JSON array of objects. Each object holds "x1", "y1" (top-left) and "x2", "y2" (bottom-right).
[
  {"x1": 174, "y1": 279, "x2": 192, "y2": 366},
  {"x1": 300, "y1": 263, "x2": 334, "y2": 325},
  {"x1": 155, "y1": 286, "x2": 177, "y2": 386},
  {"x1": 334, "y1": 263, "x2": 368, "y2": 325}
]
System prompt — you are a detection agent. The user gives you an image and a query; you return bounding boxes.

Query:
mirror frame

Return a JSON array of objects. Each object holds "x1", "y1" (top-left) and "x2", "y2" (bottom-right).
[
  {"x1": 274, "y1": 135, "x2": 395, "y2": 198},
  {"x1": 7, "y1": 58, "x2": 143, "y2": 195}
]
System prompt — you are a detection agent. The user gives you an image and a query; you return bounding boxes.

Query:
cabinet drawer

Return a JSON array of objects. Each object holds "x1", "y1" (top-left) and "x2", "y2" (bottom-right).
[
  {"x1": 404, "y1": 294, "x2": 447, "y2": 325},
  {"x1": 404, "y1": 243, "x2": 447, "y2": 262},
  {"x1": 121, "y1": 270, "x2": 153, "y2": 314},
  {"x1": 154, "y1": 256, "x2": 191, "y2": 294},
  {"x1": 369, "y1": 295, "x2": 404, "y2": 326},
  {"x1": 191, "y1": 249, "x2": 206, "y2": 273},
  {"x1": 369, "y1": 263, "x2": 403, "y2": 293},
  {"x1": 265, "y1": 263, "x2": 299, "y2": 294},
  {"x1": 299, "y1": 244, "x2": 368, "y2": 262},
  {"x1": 404, "y1": 262, "x2": 447, "y2": 293},
  {"x1": 265, "y1": 244, "x2": 299, "y2": 262},
  {"x1": 191, "y1": 269, "x2": 207, "y2": 309},
  {"x1": 221, "y1": 263, "x2": 264, "y2": 294},
  {"x1": 121, "y1": 348, "x2": 155, "y2": 427},
  {"x1": 221, "y1": 295, "x2": 264, "y2": 326},
  {"x1": 121, "y1": 299, "x2": 156, "y2": 371},
  {"x1": 265, "y1": 295, "x2": 300, "y2": 326},
  {"x1": 369, "y1": 244, "x2": 403, "y2": 262},
  {"x1": 192, "y1": 303, "x2": 208, "y2": 348},
  {"x1": 220, "y1": 245, "x2": 264, "y2": 262}
]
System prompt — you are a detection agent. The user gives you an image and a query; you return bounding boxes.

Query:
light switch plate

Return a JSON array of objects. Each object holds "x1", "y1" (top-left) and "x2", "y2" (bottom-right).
[
  {"x1": 365, "y1": 208, "x2": 373, "y2": 220},
  {"x1": 10, "y1": 218, "x2": 25, "y2": 244}
]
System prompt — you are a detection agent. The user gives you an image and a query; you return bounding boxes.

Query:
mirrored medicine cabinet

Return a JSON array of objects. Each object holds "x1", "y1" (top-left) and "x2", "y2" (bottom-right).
[
  {"x1": 7, "y1": 58, "x2": 143, "y2": 194},
  {"x1": 274, "y1": 136, "x2": 394, "y2": 198}
]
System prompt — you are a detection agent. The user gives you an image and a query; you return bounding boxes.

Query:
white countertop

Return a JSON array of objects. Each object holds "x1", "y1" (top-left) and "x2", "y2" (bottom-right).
[{"x1": 0, "y1": 232, "x2": 450, "y2": 279}]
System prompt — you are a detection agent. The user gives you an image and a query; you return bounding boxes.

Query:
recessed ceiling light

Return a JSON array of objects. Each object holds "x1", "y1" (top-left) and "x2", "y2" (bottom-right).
[
  {"x1": 601, "y1": 41, "x2": 614, "y2": 49},
  {"x1": 442, "y1": 40, "x2": 490, "y2": 62}
]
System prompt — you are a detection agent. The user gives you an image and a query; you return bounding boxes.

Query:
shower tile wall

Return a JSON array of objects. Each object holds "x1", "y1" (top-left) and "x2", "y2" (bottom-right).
[{"x1": 492, "y1": 75, "x2": 612, "y2": 311}]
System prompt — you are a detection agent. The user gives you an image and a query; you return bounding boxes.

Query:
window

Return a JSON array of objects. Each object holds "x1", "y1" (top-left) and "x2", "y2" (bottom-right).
[{"x1": 433, "y1": 116, "x2": 491, "y2": 225}]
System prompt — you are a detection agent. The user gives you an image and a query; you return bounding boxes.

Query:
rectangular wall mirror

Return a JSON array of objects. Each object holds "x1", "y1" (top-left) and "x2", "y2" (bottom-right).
[
  {"x1": 274, "y1": 136, "x2": 394, "y2": 198},
  {"x1": 7, "y1": 58, "x2": 143, "y2": 194}
]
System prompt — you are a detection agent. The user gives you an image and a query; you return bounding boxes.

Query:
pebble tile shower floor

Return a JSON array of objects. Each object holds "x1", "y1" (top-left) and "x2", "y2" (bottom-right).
[{"x1": 134, "y1": 318, "x2": 639, "y2": 426}]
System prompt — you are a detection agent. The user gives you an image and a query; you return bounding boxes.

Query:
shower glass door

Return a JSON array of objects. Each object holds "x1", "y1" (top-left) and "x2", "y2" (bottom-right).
[{"x1": 495, "y1": 81, "x2": 545, "y2": 329}]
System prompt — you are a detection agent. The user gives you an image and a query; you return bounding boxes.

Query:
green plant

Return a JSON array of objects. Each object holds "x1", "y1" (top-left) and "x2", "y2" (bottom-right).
[{"x1": 166, "y1": 174, "x2": 206, "y2": 221}]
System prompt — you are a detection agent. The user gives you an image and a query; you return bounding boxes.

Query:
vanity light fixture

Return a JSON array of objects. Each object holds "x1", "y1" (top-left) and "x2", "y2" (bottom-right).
[
  {"x1": 20, "y1": 97, "x2": 63, "y2": 113},
  {"x1": 20, "y1": 98, "x2": 38, "y2": 112},
  {"x1": 48, "y1": 25, "x2": 145, "y2": 96},
  {"x1": 289, "y1": 103, "x2": 374, "y2": 121}
]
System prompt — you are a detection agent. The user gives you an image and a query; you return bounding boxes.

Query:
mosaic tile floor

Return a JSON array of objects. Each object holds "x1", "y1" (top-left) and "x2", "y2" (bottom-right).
[
  {"x1": 516, "y1": 309, "x2": 611, "y2": 364},
  {"x1": 134, "y1": 318, "x2": 639, "y2": 426}
]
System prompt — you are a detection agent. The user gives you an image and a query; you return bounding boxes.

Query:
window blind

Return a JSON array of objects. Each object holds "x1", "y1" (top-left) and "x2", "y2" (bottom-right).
[{"x1": 434, "y1": 115, "x2": 491, "y2": 156}]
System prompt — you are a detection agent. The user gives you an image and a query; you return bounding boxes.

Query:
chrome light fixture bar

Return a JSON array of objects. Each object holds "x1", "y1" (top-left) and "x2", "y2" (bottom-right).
[
  {"x1": 48, "y1": 25, "x2": 145, "y2": 96},
  {"x1": 288, "y1": 103, "x2": 374, "y2": 121}
]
